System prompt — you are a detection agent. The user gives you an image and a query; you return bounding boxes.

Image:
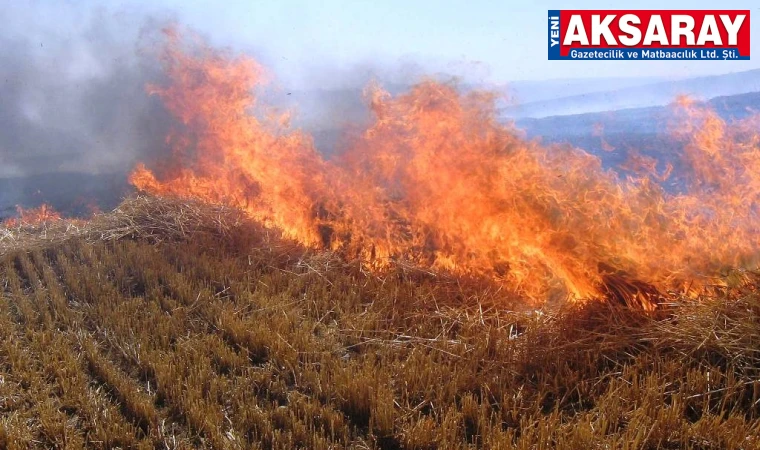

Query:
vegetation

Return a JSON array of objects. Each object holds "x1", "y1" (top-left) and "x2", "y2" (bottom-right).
[{"x1": 1, "y1": 196, "x2": 759, "y2": 449}]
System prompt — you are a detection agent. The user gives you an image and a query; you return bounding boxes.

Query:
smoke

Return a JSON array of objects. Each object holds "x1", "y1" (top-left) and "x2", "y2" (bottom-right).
[
  {"x1": 0, "y1": 4, "x2": 176, "y2": 212},
  {"x1": 0, "y1": 3, "x2": 473, "y2": 213},
  {"x1": 1, "y1": 7, "x2": 179, "y2": 175}
]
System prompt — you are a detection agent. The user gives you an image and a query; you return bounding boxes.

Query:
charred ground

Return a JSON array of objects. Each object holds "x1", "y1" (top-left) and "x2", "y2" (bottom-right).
[{"x1": 1, "y1": 197, "x2": 759, "y2": 449}]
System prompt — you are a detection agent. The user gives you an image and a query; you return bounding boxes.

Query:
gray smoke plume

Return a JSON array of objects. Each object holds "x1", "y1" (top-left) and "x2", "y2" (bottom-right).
[
  {"x1": 0, "y1": 3, "x2": 478, "y2": 217},
  {"x1": 0, "y1": 4, "x2": 174, "y2": 214}
]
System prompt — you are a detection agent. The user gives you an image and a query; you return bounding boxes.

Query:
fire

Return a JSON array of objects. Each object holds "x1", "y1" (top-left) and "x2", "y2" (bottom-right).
[
  {"x1": 130, "y1": 28, "x2": 329, "y2": 247},
  {"x1": 130, "y1": 28, "x2": 760, "y2": 307},
  {"x1": 3, "y1": 204, "x2": 62, "y2": 227}
]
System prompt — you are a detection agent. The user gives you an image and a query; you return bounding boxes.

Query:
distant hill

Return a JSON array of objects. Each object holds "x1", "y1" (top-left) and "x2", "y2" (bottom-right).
[
  {"x1": 515, "y1": 91, "x2": 760, "y2": 190},
  {"x1": 504, "y1": 69, "x2": 760, "y2": 118},
  {"x1": 502, "y1": 76, "x2": 672, "y2": 105},
  {"x1": 517, "y1": 91, "x2": 760, "y2": 139}
]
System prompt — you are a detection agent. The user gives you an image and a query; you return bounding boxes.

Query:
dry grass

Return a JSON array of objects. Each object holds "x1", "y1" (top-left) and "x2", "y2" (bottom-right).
[
  {"x1": 1, "y1": 195, "x2": 759, "y2": 449},
  {"x1": 0, "y1": 195, "x2": 263, "y2": 256}
]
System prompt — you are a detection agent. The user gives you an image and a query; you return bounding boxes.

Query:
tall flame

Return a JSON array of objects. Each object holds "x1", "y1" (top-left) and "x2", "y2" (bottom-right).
[{"x1": 130, "y1": 29, "x2": 760, "y2": 306}]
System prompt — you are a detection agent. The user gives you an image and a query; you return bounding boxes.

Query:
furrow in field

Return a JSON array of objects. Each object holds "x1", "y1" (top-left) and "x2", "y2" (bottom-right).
[{"x1": 52, "y1": 240, "x2": 236, "y2": 448}]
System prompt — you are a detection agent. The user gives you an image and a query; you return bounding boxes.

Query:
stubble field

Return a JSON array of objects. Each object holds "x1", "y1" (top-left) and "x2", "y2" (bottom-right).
[{"x1": 1, "y1": 198, "x2": 759, "y2": 449}]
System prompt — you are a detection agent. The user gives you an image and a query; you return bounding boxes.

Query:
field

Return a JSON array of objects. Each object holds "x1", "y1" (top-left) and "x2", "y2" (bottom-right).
[{"x1": 1, "y1": 198, "x2": 760, "y2": 449}]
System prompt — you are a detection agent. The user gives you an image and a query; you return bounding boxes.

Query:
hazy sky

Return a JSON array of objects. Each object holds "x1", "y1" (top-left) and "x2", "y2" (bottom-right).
[
  {"x1": 125, "y1": 0, "x2": 760, "y2": 84},
  {"x1": 7, "y1": 1, "x2": 759, "y2": 87}
]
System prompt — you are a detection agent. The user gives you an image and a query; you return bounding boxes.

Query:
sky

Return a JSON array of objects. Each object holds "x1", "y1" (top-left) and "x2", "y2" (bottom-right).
[
  {"x1": 6, "y1": 0, "x2": 759, "y2": 88},
  {"x1": 122, "y1": 0, "x2": 760, "y2": 84}
]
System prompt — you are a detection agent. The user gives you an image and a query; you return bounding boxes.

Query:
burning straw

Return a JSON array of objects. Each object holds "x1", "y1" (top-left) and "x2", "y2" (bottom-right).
[
  {"x1": 126, "y1": 28, "x2": 760, "y2": 306},
  {"x1": 5, "y1": 31, "x2": 760, "y2": 310}
]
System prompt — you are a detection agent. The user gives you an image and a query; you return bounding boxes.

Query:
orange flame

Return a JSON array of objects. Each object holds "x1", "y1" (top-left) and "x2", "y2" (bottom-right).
[
  {"x1": 3, "y1": 204, "x2": 62, "y2": 227},
  {"x1": 130, "y1": 29, "x2": 760, "y2": 306}
]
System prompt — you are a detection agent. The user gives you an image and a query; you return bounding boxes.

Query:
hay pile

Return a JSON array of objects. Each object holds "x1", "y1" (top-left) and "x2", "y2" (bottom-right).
[{"x1": 0, "y1": 195, "x2": 252, "y2": 256}]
